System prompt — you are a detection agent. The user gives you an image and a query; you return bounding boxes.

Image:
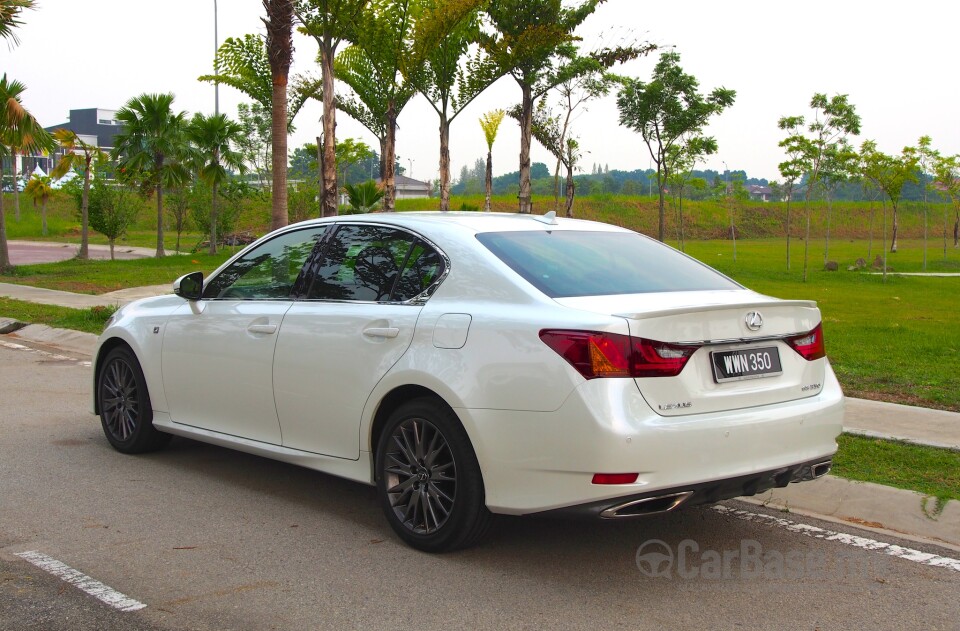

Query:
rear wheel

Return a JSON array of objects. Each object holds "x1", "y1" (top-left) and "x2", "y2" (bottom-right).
[
  {"x1": 97, "y1": 346, "x2": 171, "y2": 454},
  {"x1": 375, "y1": 398, "x2": 492, "y2": 552}
]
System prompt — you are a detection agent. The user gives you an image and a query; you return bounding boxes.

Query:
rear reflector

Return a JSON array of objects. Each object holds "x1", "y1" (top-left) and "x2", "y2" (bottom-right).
[
  {"x1": 592, "y1": 473, "x2": 639, "y2": 485},
  {"x1": 540, "y1": 330, "x2": 699, "y2": 379},
  {"x1": 786, "y1": 323, "x2": 826, "y2": 361}
]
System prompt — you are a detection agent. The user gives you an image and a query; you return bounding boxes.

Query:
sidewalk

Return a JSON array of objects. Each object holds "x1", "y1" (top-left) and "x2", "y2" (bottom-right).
[{"x1": 1, "y1": 280, "x2": 958, "y2": 549}]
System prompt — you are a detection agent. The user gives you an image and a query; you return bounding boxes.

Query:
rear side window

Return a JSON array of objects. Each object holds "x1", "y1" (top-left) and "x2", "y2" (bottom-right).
[{"x1": 476, "y1": 230, "x2": 740, "y2": 298}]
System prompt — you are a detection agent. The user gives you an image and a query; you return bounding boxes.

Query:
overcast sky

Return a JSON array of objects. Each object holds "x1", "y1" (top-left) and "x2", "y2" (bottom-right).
[{"x1": 6, "y1": 0, "x2": 958, "y2": 183}]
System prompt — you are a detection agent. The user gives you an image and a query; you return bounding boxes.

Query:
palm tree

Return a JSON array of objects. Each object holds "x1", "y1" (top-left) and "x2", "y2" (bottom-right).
[
  {"x1": 479, "y1": 110, "x2": 505, "y2": 212},
  {"x1": 52, "y1": 129, "x2": 106, "y2": 259},
  {"x1": 1, "y1": 0, "x2": 35, "y2": 48},
  {"x1": 0, "y1": 73, "x2": 53, "y2": 270},
  {"x1": 186, "y1": 113, "x2": 246, "y2": 254},
  {"x1": 112, "y1": 93, "x2": 189, "y2": 257},
  {"x1": 23, "y1": 172, "x2": 52, "y2": 235}
]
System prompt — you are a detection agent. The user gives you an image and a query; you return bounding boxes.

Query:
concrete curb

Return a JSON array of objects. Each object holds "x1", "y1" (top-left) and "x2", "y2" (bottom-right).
[
  {"x1": 4, "y1": 322, "x2": 99, "y2": 357},
  {"x1": 845, "y1": 397, "x2": 960, "y2": 451},
  {"x1": 744, "y1": 475, "x2": 960, "y2": 550}
]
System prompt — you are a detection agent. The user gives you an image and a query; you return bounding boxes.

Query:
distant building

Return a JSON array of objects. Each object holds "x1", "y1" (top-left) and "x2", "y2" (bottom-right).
[
  {"x1": 747, "y1": 184, "x2": 772, "y2": 202},
  {"x1": 377, "y1": 174, "x2": 432, "y2": 199}
]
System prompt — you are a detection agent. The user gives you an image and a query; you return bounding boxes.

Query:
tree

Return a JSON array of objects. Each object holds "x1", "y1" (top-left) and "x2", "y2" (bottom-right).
[
  {"x1": 235, "y1": 102, "x2": 272, "y2": 189},
  {"x1": 915, "y1": 135, "x2": 938, "y2": 270},
  {"x1": 296, "y1": 0, "x2": 369, "y2": 217},
  {"x1": 483, "y1": 0, "x2": 646, "y2": 214},
  {"x1": 931, "y1": 153, "x2": 959, "y2": 250},
  {"x1": 112, "y1": 92, "x2": 189, "y2": 258},
  {"x1": 617, "y1": 51, "x2": 735, "y2": 241},
  {"x1": 819, "y1": 140, "x2": 857, "y2": 265},
  {"x1": 186, "y1": 113, "x2": 247, "y2": 254},
  {"x1": 334, "y1": 137, "x2": 374, "y2": 187},
  {"x1": 165, "y1": 187, "x2": 191, "y2": 254},
  {"x1": 0, "y1": 73, "x2": 53, "y2": 270},
  {"x1": 23, "y1": 172, "x2": 52, "y2": 235},
  {"x1": 861, "y1": 141, "x2": 918, "y2": 280},
  {"x1": 479, "y1": 109, "x2": 505, "y2": 212},
  {"x1": 406, "y1": 0, "x2": 500, "y2": 211},
  {"x1": 51, "y1": 129, "x2": 107, "y2": 259},
  {"x1": 85, "y1": 180, "x2": 140, "y2": 260},
  {"x1": 666, "y1": 134, "x2": 717, "y2": 251},
  {"x1": 778, "y1": 93, "x2": 860, "y2": 281},
  {"x1": 776, "y1": 116, "x2": 805, "y2": 270},
  {"x1": 0, "y1": 0, "x2": 34, "y2": 47},
  {"x1": 511, "y1": 100, "x2": 584, "y2": 216}
]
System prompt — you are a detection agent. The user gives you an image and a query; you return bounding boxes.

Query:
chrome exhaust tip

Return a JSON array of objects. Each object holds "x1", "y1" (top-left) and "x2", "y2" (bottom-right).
[
  {"x1": 600, "y1": 490, "x2": 694, "y2": 519},
  {"x1": 811, "y1": 460, "x2": 832, "y2": 479}
]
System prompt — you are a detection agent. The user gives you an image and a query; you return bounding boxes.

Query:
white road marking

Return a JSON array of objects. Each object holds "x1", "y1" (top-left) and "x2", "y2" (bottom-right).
[
  {"x1": 0, "y1": 339, "x2": 91, "y2": 366},
  {"x1": 14, "y1": 550, "x2": 146, "y2": 612},
  {"x1": 713, "y1": 504, "x2": 960, "y2": 572}
]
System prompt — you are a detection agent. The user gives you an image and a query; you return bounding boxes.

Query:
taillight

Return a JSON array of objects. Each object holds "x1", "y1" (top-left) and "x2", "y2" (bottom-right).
[
  {"x1": 786, "y1": 323, "x2": 825, "y2": 361},
  {"x1": 540, "y1": 330, "x2": 699, "y2": 379}
]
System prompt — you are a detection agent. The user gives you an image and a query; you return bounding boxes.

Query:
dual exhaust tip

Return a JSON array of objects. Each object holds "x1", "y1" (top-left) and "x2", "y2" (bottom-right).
[{"x1": 600, "y1": 460, "x2": 833, "y2": 519}]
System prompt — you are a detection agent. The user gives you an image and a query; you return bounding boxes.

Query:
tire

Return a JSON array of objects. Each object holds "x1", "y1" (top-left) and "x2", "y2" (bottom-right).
[
  {"x1": 375, "y1": 398, "x2": 493, "y2": 552},
  {"x1": 97, "y1": 346, "x2": 171, "y2": 454}
]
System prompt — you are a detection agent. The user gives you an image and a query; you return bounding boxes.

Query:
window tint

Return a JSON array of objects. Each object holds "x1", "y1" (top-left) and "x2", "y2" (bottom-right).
[
  {"x1": 476, "y1": 230, "x2": 741, "y2": 298},
  {"x1": 306, "y1": 225, "x2": 444, "y2": 302},
  {"x1": 203, "y1": 227, "x2": 326, "y2": 300}
]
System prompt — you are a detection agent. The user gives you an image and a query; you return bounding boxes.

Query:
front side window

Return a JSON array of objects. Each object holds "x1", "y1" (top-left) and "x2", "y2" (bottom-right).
[
  {"x1": 305, "y1": 225, "x2": 445, "y2": 302},
  {"x1": 203, "y1": 226, "x2": 327, "y2": 300},
  {"x1": 476, "y1": 230, "x2": 741, "y2": 298}
]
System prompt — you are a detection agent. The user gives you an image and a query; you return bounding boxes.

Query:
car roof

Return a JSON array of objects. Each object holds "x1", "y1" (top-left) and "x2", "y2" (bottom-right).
[{"x1": 287, "y1": 211, "x2": 635, "y2": 235}]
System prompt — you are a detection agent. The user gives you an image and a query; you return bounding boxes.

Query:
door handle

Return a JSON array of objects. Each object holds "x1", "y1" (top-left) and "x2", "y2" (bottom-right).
[
  {"x1": 247, "y1": 323, "x2": 278, "y2": 335},
  {"x1": 363, "y1": 327, "x2": 400, "y2": 339}
]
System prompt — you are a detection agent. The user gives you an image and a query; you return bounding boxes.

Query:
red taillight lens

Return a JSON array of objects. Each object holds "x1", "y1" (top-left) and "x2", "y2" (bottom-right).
[
  {"x1": 540, "y1": 330, "x2": 698, "y2": 379},
  {"x1": 592, "y1": 473, "x2": 639, "y2": 485},
  {"x1": 786, "y1": 323, "x2": 826, "y2": 361}
]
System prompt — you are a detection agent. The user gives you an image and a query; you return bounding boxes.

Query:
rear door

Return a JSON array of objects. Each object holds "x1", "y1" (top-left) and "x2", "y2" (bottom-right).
[{"x1": 273, "y1": 224, "x2": 447, "y2": 459}]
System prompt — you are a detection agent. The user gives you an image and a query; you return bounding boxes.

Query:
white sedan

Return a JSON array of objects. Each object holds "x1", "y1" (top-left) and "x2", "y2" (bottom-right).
[{"x1": 93, "y1": 212, "x2": 843, "y2": 552}]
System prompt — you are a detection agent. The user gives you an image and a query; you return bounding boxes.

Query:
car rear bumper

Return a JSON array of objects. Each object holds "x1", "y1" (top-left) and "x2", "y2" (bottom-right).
[{"x1": 459, "y1": 363, "x2": 844, "y2": 515}]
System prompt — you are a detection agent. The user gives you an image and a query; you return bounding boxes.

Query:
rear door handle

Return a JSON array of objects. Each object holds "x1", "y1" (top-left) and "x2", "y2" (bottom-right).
[
  {"x1": 248, "y1": 324, "x2": 278, "y2": 335},
  {"x1": 363, "y1": 327, "x2": 400, "y2": 339}
]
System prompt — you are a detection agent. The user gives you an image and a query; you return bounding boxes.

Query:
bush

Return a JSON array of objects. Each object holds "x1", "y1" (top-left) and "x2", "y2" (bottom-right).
[{"x1": 288, "y1": 184, "x2": 320, "y2": 223}]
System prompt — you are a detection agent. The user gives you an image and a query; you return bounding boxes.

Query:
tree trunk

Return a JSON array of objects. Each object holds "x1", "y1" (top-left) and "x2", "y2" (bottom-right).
[
  {"x1": 953, "y1": 209, "x2": 958, "y2": 247},
  {"x1": 553, "y1": 157, "x2": 562, "y2": 211},
  {"x1": 320, "y1": 40, "x2": 338, "y2": 218},
  {"x1": 0, "y1": 177, "x2": 9, "y2": 270},
  {"x1": 868, "y1": 202, "x2": 875, "y2": 260},
  {"x1": 155, "y1": 182, "x2": 166, "y2": 258},
  {"x1": 484, "y1": 150, "x2": 492, "y2": 212},
  {"x1": 823, "y1": 192, "x2": 832, "y2": 265},
  {"x1": 656, "y1": 179, "x2": 666, "y2": 242},
  {"x1": 564, "y1": 162, "x2": 575, "y2": 218},
  {"x1": 785, "y1": 194, "x2": 792, "y2": 270},
  {"x1": 12, "y1": 154, "x2": 20, "y2": 221},
  {"x1": 79, "y1": 158, "x2": 91, "y2": 260},
  {"x1": 517, "y1": 82, "x2": 533, "y2": 214},
  {"x1": 891, "y1": 204, "x2": 899, "y2": 253},
  {"x1": 271, "y1": 75, "x2": 289, "y2": 227},
  {"x1": 109, "y1": 240, "x2": 115, "y2": 261},
  {"x1": 678, "y1": 193, "x2": 685, "y2": 252},
  {"x1": 209, "y1": 180, "x2": 219, "y2": 255},
  {"x1": 383, "y1": 101, "x2": 397, "y2": 212},
  {"x1": 439, "y1": 116, "x2": 451, "y2": 212},
  {"x1": 41, "y1": 198, "x2": 47, "y2": 236},
  {"x1": 379, "y1": 137, "x2": 387, "y2": 180},
  {"x1": 802, "y1": 192, "x2": 812, "y2": 283},
  {"x1": 882, "y1": 199, "x2": 888, "y2": 282}
]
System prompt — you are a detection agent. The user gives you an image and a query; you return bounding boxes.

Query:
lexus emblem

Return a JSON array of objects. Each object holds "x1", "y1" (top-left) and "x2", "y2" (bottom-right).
[{"x1": 745, "y1": 311, "x2": 763, "y2": 331}]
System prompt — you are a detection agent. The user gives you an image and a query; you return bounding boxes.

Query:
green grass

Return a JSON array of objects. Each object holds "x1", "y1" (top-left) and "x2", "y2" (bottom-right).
[
  {"x1": 0, "y1": 298, "x2": 116, "y2": 335},
  {"x1": 2, "y1": 252, "x2": 235, "y2": 294},
  {"x1": 832, "y1": 434, "x2": 960, "y2": 503}
]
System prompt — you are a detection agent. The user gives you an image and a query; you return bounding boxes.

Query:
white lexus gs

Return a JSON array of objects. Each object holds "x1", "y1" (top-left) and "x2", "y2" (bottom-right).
[{"x1": 93, "y1": 212, "x2": 844, "y2": 552}]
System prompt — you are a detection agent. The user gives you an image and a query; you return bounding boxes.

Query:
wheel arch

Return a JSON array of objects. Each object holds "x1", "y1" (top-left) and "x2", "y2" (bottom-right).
[{"x1": 93, "y1": 336, "x2": 138, "y2": 415}]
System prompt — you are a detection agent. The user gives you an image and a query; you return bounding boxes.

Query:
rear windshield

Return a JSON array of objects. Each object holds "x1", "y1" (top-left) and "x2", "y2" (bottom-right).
[{"x1": 476, "y1": 230, "x2": 741, "y2": 298}]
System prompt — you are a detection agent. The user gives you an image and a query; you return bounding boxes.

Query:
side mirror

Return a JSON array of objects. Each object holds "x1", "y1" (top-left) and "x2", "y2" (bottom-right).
[{"x1": 173, "y1": 271, "x2": 204, "y2": 301}]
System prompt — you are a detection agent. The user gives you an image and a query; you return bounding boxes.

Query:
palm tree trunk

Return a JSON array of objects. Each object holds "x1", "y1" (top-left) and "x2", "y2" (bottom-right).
[
  {"x1": 271, "y1": 77, "x2": 289, "y2": 227},
  {"x1": 320, "y1": 38, "x2": 338, "y2": 218},
  {"x1": 439, "y1": 116, "x2": 451, "y2": 212},
  {"x1": 79, "y1": 159, "x2": 91, "y2": 259},
  {"x1": 12, "y1": 154, "x2": 20, "y2": 221},
  {"x1": 383, "y1": 101, "x2": 397, "y2": 212},
  {"x1": 209, "y1": 180, "x2": 219, "y2": 255},
  {"x1": 0, "y1": 184, "x2": 9, "y2": 270},
  {"x1": 155, "y1": 183, "x2": 165, "y2": 257},
  {"x1": 484, "y1": 150, "x2": 492, "y2": 212},
  {"x1": 517, "y1": 82, "x2": 533, "y2": 214}
]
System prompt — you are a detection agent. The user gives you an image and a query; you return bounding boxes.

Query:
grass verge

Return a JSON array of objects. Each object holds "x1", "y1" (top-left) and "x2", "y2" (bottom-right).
[
  {"x1": 832, "y1": 433, "x2": 960, "y2": 503},
  {"x1": 0, "y1": 298, "x2": 116, "y2": 335}
]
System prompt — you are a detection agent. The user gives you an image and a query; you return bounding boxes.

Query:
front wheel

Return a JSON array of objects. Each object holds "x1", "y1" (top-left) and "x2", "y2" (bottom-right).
[
  {"x1": 97, "y1": 346, "x2": 171, "y2": 454},
  {"x1": 375, "y1": 399, "x2": 492, "y2": 552}
]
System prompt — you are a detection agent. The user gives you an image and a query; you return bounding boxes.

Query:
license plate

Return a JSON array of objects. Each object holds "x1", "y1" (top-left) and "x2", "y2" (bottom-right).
[{"x1": 711, "y1": 346, "x2": 783, "y2": 383}]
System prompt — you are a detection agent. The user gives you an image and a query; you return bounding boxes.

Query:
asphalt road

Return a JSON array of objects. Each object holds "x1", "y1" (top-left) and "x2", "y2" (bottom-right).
[{"x1": 1, "y1": 340, "x2": 958, "y2": 631}]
